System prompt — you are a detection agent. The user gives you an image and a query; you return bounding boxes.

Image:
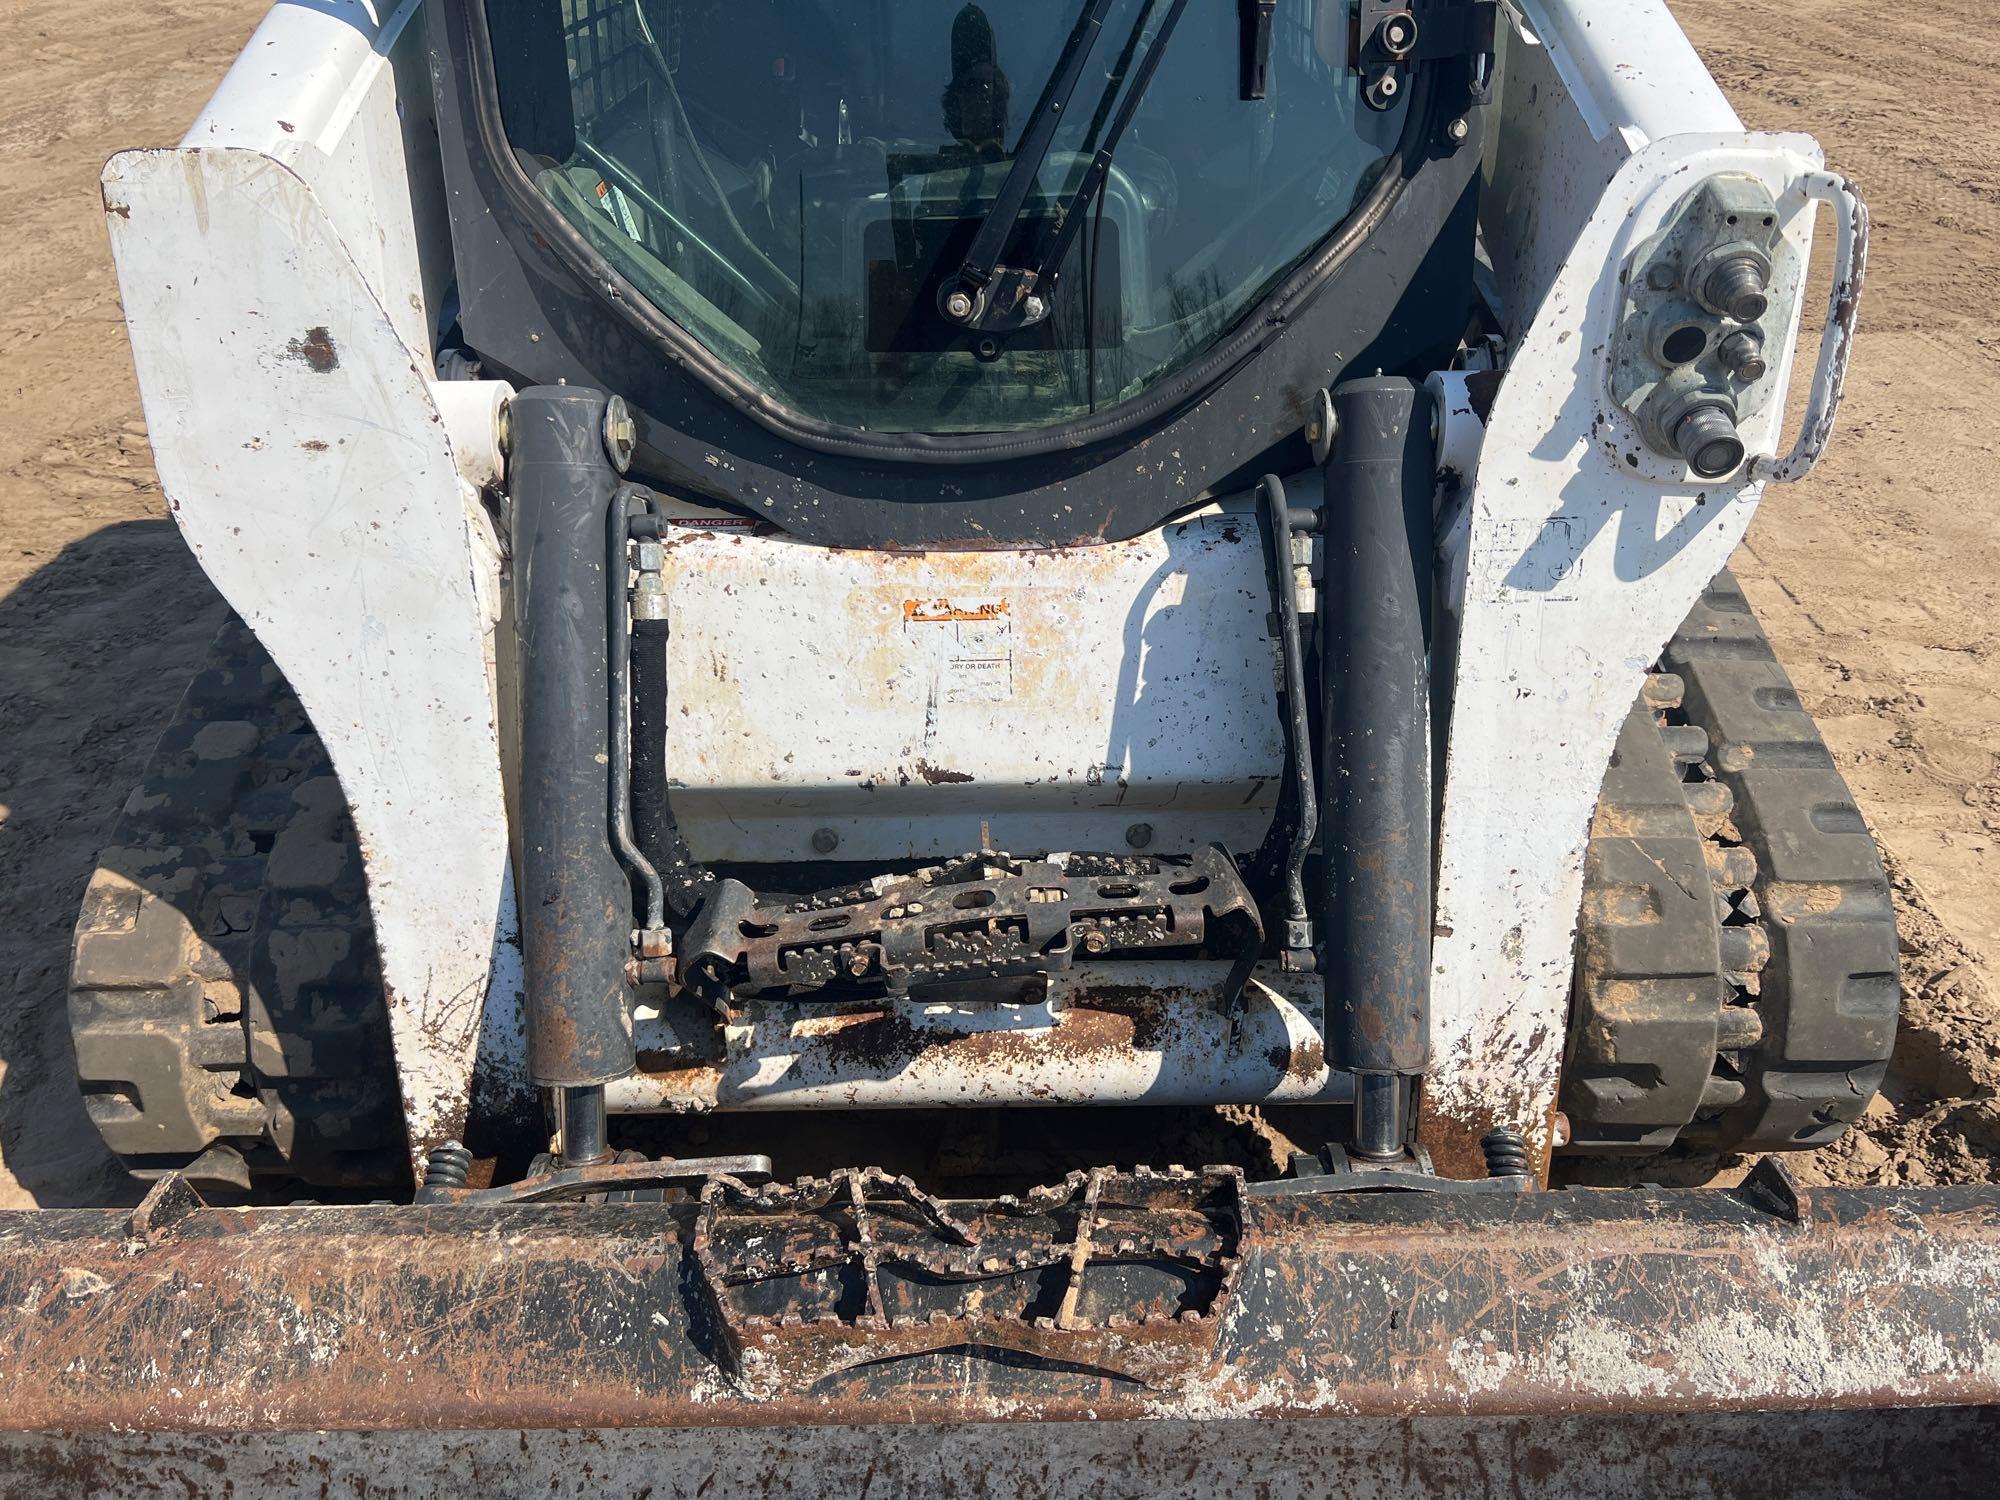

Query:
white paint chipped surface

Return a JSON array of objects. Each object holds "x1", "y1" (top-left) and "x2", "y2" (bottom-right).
[
  {"x1": 657, "y1": 508, "x2": 1285, "y2": 863},
  {"x1": 103, "y1": 144, "x2": 509, "y2": 1162},
  {"x1": 610, "y1": 962, "x2": 1336, "y2": 1111},
  {"x1": 99, "y1": 0, "x2": 526, "y2": 1163},
  {"x1": 1424, "y1": 3, "x2": 1835, "y2": 1177}
]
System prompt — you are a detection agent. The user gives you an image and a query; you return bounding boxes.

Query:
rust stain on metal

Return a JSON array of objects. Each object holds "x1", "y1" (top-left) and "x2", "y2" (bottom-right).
[
  {"x1": 282, "y1": 326, "x2": 339, "y2": 373},
  {"x1": 798, "y1": 998, "x2": 1169, "y2": 1076},
  {"x1": 692, "y1": 1165, "x2": 1240, "y2": 1396},
  {"x1": 1282, "y1": 1034, "x2": 1325, "y2": 1084},
  {"x1": 680, "y1": 851, "x2": 1257, "y2": 1006},
  {"x1": 812, "y1": 1009, "x2": 975, "y2": 1070},
  {"x1": 1062, "y1": 983, "x2": 1177, "y2": 1051},
  {"x1": 1, "y1": 1176, "x2": 1997, "y2": 1429}
]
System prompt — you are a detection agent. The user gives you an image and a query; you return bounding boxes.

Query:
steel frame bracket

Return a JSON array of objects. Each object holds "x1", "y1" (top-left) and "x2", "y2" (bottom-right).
[
  {"x1": 1246, "y1": 1142, "x2": 1532, "y2": 1198},
  {"x1": 1350, "y1": 0, "x2": 1499, "y2": 111},
  {"x1": 680, "y1": 849, "x2": 1263, "y2": 1006}
]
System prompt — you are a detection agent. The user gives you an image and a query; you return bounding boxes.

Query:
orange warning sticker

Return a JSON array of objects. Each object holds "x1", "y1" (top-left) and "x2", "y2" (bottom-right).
[{"x1": 902, "y1": 598, "x2": 1011, "y2": 625}]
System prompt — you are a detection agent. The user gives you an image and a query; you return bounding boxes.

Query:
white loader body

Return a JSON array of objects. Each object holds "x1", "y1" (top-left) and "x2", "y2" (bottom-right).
[{"x1": 102, "y1": 0, "x2": 1860, "y2": 1181}]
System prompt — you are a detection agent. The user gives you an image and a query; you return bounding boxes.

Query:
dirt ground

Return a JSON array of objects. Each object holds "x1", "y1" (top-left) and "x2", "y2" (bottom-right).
[{"x1": 0, "y1": 0, "x2": 1994, "y2": 1207}]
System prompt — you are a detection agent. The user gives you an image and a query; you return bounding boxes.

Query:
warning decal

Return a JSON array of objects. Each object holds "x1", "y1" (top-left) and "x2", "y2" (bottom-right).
[{"x1": 899, "y1": 595, "x2": 1014, "y2": 704}]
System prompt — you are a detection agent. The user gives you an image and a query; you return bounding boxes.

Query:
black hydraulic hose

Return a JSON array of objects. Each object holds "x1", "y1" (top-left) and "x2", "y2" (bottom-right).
[
  {"x1": 629, "y1": 612, "x2": 676, "y2": 900},
  {"x1": 623, "y1": 516, "x2": 718, "y2": 920},
  {"x1": 507, "y1": 386, "x2": 637, "y2": 1091},
  {"x1": 607, "y1": 488, "x2": 666, "y2": 933},
  {"x1": 1258, "y1": 472, "x2": 1318, "y2": 954},
  {"x1": 1320, "y1": 376, "x2": 1435, "y2": 1158}
]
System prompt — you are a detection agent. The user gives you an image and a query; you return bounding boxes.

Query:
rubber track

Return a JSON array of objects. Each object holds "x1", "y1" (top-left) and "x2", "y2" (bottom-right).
[
  {"x1": 67, "y1": 619, "x2": 407, "y2": 1190},
  {"x1": 1560, "y1": 677, "x2": 1730, "y2": 1153},
  {"x1": 1562, "y1": 571, "x2": 1898, "y2": 1154},
  {"x1": 1667, "y1": 571, "x2": 1899, "y2": 1150}
]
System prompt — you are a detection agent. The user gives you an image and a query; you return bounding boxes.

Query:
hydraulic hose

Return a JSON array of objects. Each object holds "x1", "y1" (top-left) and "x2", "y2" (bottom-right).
[
  {"x1": 1258, "y1": 472, "x2": 1318, "y2": 959},
  {"x1": 607, "y1": 488, "x2": 665, "y2": 933}
]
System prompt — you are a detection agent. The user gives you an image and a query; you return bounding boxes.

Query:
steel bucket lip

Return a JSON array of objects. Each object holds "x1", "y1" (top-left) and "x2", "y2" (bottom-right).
[{"x1": 3, "y1": 1165, "x2": 1996, "y2": 1432}]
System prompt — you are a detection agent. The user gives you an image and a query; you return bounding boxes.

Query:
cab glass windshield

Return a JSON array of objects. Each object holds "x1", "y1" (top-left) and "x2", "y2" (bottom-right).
[{"x1": 486, "y1": 0, "x2": 1404, "y2": 434}]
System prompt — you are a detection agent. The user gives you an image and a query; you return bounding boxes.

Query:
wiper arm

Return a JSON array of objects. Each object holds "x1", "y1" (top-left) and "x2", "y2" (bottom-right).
[{"x1": 942, "y1": 0, "x2": 1190, "y2": 335}]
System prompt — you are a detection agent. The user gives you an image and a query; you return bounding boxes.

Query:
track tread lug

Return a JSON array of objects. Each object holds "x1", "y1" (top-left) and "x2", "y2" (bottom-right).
[
  {"x1": 67, "y1": 617, "x2": 405, "y2": 1190},
  {"x1": 1563, "y1": 570, "x2": 1898, "y2": 1155}
]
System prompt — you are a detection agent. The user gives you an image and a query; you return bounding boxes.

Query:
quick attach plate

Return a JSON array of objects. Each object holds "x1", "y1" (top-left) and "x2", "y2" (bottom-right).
[{"x1": 679, "y1": 848, "x2": 1262, "y2": 1005}]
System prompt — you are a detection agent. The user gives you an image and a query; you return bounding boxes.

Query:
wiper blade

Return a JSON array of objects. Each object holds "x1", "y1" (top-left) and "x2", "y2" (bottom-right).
[
  {"x1": 944, "y1": 0, "x2": 1116, "y2": 324},
  {"x1": 942, "y1": 0, "x2": 1191, "y2": 335}
]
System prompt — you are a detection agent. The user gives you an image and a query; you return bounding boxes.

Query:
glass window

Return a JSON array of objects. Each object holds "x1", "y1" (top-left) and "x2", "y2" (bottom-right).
[{"x1": 487, "y1": 0, "x2": 1404, "y2": 434}]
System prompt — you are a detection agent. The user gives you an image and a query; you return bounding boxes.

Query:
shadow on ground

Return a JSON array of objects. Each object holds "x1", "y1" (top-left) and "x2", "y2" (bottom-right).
[{"x1": 0, "y1": 519, "x2": 227, "y2": 1206}]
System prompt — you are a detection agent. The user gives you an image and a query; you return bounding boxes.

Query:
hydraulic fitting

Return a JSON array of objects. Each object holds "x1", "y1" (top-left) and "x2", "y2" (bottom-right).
[
  {"x1": 1691, "y1": 248, "x2": 1772, "y2": 322},
  {"x1": 1613, "y1": 173, "x2": 1789, "y2": 473},
  {"x1": 1718, "y1": 328, "x2": 1769, "y2": 381},
  {"x1": 1671, "y1": 399, "x2": 1747, "y2": 479}
]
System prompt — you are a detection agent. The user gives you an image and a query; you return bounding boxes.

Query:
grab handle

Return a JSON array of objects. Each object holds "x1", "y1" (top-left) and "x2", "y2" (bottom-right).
[{"x1": 1754, "y1": 170, "x2": 1869, "y2": 483}]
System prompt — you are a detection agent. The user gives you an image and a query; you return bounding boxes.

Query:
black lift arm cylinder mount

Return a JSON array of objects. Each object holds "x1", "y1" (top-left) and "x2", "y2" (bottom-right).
[
  {"x1": 1320, "y1": 376, "x2": 1436, "y2": 1156},
  {"x1": 508, "y1": 386, "x2": 638, "y2": 1091}
]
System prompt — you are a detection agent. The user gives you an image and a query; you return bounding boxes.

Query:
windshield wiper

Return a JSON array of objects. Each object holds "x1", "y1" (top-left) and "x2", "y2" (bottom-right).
[{"x1": 941, "y1": 0, "x2": 1190, "y2": 335}]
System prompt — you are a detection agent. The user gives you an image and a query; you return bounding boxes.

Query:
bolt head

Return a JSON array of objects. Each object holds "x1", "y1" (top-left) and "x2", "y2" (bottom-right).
[
  {"x1": 1081, "y1": 929, "x2": 1110, "y2": 955},
  {"x1": 810, "y1": 827, "x2": 840, "y2": 854},
  {"x1": 1723, "y1": 288, "x2": 1768, "y2": 322},
  {"x1": 1378, "y1": 74, "x2": 1398, "y2": 98},
  {"x1": 1023, "y1": 294, "x2": 1047, "y2": 322},
  {"x1": 1124, "y1": 822, "x2": 1154, "y2": 849},
  {"x1": 602, "y1": 395, "x2": 636, "y2": 473},
  {"x1": 945, "y1": 290, "x2": 975, "y2": 320},
  {"x1": 1446, "y1": 116, "x2": 1470, "y2": 142}
]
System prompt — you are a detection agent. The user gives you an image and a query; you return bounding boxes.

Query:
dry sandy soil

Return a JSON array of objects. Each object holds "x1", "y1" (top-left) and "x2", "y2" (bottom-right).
[{"x1": 0, "y1": 0, "x2": 1994, "y2": 1207}]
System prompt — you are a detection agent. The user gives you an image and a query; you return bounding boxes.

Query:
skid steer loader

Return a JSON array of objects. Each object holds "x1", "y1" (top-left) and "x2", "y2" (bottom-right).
[{"x1": 4, "y1": 0, "x2": 1996, "y2": 1488}]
